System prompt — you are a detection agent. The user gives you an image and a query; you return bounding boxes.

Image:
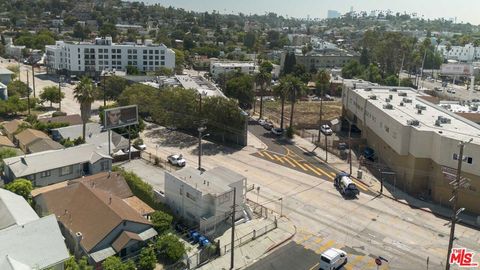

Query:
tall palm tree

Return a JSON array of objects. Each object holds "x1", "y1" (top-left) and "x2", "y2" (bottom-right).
[
  {"x1": 285, "y1": 75, "x2": 304, "y2": 129},
  {"x1": 273, "y1": 78, "x2": 289, "y2": 130},
  {"x1": 255, "y1": 71, "x2": 271, "y2": 119},
  {"x1": 73, "y1": 77, "x2": 96, "y2": 140}
]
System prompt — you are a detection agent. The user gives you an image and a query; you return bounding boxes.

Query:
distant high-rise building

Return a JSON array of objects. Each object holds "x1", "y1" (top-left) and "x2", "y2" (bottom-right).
[{"x1": 327, "y1": 10, "x2": 341, "y2": 19}]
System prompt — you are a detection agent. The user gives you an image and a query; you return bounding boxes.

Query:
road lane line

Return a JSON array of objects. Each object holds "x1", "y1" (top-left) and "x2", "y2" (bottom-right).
[
  {"x1": 283, "y1": 156, "x2": 297, "y2": 167},
  {"x1": 352, "y1": 180, "x2": 368, "y2": 192},
  {"x1": 262, "y1": 151, "x2": 275, "y2": 160},
  {"x1": 344, "y1": 255, "x2": 365, "y2": 270},
  {"x1": 273, "y1": 154, "x2": 285, "y2": 164},
  {"x1": 309, "y1": 262, "x2": 319, "y2": 270},
  {"x1": 315, "y1": 240, "x2": 335, "y2": 254},
  {"x1": 303, "y1": 163, "x2": 323, "y2": 176},
  {"x1": 288, "y1": 157, "x2": 308, "y2": 171},
  {"x1": 313, "y1": 165, "x2": 330, "y2": 177}
]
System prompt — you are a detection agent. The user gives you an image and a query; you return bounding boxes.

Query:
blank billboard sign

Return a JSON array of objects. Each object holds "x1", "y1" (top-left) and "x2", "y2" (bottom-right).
[
  {"x1": 440, "y1": 64, "x2": 473, "y2": 76},
  {"x1": 104, "y1": 105, "x2": 138, "y2": 130}
]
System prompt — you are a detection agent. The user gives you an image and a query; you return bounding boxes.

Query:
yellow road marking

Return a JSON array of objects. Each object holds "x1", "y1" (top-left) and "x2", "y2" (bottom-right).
[
  {"x1": 315, "y1": 237, "x2": 323, "y2": 244},
  {"x1": 303, "y1": 163, "x2": 323, "y2": 176},
  {"x1": 283, "y1": 156, "x2": 297, "y2": 167},
  {"x1": 262, "y1": 151, "x2": 275, "y2": 160},
  {"x1": 273, "y1": 154, "x2": 285, "y2": 164},
  {"x1": 315, "y1": 240, "x2": 336, "y2": 254},
  {"x1": 297, "y1": 234, "x2": 313, "y2": 244},
  {"x1": 344, "y1": 256, "x2": 365, "y2": 270},
  {"x1": 352, "y1": 180, "x2": 368, "y2": 192},
  {"x1": 363, "y1": 258, "x2": 377, "y2": 269},
  {"x1": 287, "y1": 157, "x2": 308, "y2": 171},
  {"x1": 313, "y1": 166, "x2": 331, "y2": 178},
  {"x1": 330, "y1": 172, "x2": 336, "y2": 177},
  {"x1": 257, "y1": 151, "x2": 265, "y2": 157},
  {"x1": 309, "y1": 262, "x2": 319, "y2": 270}
]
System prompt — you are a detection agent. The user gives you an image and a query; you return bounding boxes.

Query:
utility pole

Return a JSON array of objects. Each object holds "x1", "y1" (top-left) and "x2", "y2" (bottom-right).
[
  {"x1": 58, "y1": 76, "x2": 63, "y2": 112},
  {"x1": 419, "y1": 49, "x2": 427, "y2": 89},
  {"x1": 398, "y1": 53, "x2": 405, "y2": 87},
  {"x1": 317, "y1": 93, "x2": 323, "y2": 145},
  {"x1": 26, "y1": 69, "x2": 30, "y2": 115},
  {"x1": 230, "y1": 187, "x2": 236, "y2": 270},
  {"x1": 348, "y1": 121, "x2": 352, "y2": 175},
  {"x1": 31, "y1": 64, "x2": 36, "y2": 98},
  {"x1": 103, "y1": 72, "x2": 107, "y2": 107},
  {"x1": 325, "y1": 131, "x2": 328, "y2": 162},
  {"x1": 445, "y1": 139, "x2": 472, "y2": 270}
]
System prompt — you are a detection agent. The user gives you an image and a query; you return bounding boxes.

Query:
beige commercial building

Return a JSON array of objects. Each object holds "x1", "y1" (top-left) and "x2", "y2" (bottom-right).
[{"x1": 342, "y1": 81, "x2": 480, "y2": 214}]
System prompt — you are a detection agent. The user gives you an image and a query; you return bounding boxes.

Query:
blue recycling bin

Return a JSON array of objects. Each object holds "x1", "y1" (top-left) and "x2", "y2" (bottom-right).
[{"x1": 200, "y1": 238, "x2": 210, "y2": 247}]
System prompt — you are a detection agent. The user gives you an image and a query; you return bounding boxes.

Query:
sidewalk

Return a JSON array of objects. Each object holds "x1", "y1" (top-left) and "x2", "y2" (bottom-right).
[
  {"x1": 292, "y1": 134, "x2": 480, "y2": 229},
  {"x1": 198, "y1": 216, "x2": 296, "y2": 270}
]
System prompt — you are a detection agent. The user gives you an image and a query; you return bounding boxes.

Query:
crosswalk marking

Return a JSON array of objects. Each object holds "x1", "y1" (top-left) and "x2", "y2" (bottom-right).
[
  {"x1": 262, "y1": 151, "x2": 275, "y2": 160},
  {"x1": 303, "y1": 163, "x2": 323, "y2": 176},
  {"x1": 283, "y1": 156, "x2": 297, "y2": 167},
  {"x1": 273, "y1": 154, "x2": 285, "y2": 164},
  {"x1": 315, "y1": 240, "x2": 336, "y2": 254},
  {"x1": 344, "y1": 256, "x2": 365, "y2": 270},
  {"x1": 288, "y1": 157, "x2": 308, "y2": 171}
]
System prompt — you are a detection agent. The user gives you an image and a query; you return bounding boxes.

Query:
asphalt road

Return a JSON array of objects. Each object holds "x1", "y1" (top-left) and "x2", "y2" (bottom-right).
[{"x1": 248, "y1": 120, "x2": 374, "y2": 197}]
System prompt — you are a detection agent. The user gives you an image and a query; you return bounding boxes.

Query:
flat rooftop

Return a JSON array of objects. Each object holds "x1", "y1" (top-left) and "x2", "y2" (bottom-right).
[
  {"x1": 211, "y1": 62, "x2": 255, "y2": 67},
  {"x1": 171, "y1": 166, "x2": 245, "y2": 196},
  {"x1": 352, "y1": 87, "x2": 480, "y2": 144},
  {"x1": 175, "y1": 75, "x2": 224, "y2": 97}
]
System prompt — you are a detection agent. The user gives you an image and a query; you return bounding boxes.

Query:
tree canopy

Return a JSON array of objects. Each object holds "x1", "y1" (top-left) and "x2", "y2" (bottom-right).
[{"x1": 4, "y1": 178, "x2": 33, "y2": 202}]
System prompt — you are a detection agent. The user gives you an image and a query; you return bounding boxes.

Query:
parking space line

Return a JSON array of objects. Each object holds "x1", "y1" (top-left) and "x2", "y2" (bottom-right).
[
  {"x1": 308, "y1": 262, "x2": 319, "y2": 270},
  {"x1": 315, "y1": 240, "x2": 336, "y2": 254},
  {"x1": 344, "y1": 256, "x2": 366, "y2": 270},
  {"x1": 303, "y1": 163, "x2": 323, "y2": 176},
  {"x1": 273, "y1": 154, "x2": 285, "y2": 164},
  {"x1": 262, "y1": 151, "x2": 275, "y2": 160},
  {"x1": 287, "y1": 157, "x2": 308, "y2": 171},
  {"x1": 282, "y1": 156, "x2": 297, "y2": 167}
]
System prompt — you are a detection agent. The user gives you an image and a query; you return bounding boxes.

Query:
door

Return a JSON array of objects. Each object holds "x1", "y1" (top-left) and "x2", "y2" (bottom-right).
[{"x1": 82, "y1": 163, "x2": 89, "y2": 175}]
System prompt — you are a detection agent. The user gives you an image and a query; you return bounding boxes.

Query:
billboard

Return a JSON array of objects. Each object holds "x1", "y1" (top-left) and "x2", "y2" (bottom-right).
[
  {"x1": 440, "y1": 64, "x2": 473, "y2": 76},
  {"x1": 104, "y1": 105, "x2": 138, "y2": 130}
]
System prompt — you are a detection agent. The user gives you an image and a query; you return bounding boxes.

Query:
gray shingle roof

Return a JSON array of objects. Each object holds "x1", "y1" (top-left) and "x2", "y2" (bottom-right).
[
  {"x1": 0, "y1": 188, "x2": 38, "y2": 230},
  {"x1": 3, "y1": 144, "x2": 112, "y2": 178},
  {"x1": 0, "y1": 215, "x2": 70, "y2": 269}
]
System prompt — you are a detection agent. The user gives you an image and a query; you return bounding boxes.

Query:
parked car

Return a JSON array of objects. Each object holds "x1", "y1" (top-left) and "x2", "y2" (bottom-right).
[
  {"x1": 167, "y1": 154, "x2": 186, "y2": 167},
  {"x1": 271, "y1": 128, "x2": 284, "y2": 136},
  {"x1": 334, "y1": 172, "x2": 360, "y2": 197},
  {"x1": 319, "y1": 248, "x2": 348, "y2": 270},
  {"x1": 135, "y1": 144, "x2": 147, "y2": 150},
  {"x1": 258, "y1": 119, "x2": 267, "y2": 126},
  {"x1": 320, "y1": 124, "x2": 333, "y2": 136},
  {"x1": 263, "y1": 122, "x2": 274, "y2": 130}
]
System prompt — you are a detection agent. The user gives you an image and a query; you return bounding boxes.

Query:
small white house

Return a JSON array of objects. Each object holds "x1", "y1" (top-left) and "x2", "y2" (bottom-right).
[{"x1": 164, "y1": 166, "x2": 247, "y2": 235}]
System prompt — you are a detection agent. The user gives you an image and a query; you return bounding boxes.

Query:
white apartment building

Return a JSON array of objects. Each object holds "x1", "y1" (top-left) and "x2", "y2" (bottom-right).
[
  {"x1": 164, "y1": 166, "x2": 247, "y2": 236},
  {"x1": 436, "y1": 43, "x2": 480, "y2": 62},
  {"x1": 45, "y1": 37, "x2": 175, "y2": 77},
  {"x1": 342, "y1": 81, "x2": 480, "y2": 214},
  {"x1": 210, "y1": 61, "x2": 256, "y2": 79}
]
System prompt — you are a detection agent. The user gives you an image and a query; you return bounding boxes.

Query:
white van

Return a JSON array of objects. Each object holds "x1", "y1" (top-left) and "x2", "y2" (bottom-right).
[{"x1": 319, "y1": 248, "x2": 348, "y2": 270}]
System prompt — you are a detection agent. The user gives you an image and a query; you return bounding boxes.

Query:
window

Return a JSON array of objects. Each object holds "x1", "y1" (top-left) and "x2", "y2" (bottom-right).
[
  {"x1": 149, "y1": 50, "x2": 153, "y2": 54},
  {"x1": 161, "y1": 50, "x2": 165, "y2": 54},
  {"x1": 149, "y1": 61, "x2": 153, "y2": 65},
  {"x1": 143, "y1": 49, "x2": 147, "y2": 54},
  {"x1": 143, "y1": 61, "x2": 147, "y2": 65},
  {"x1": 186, "y1": 192, "x2": 196, "y2": 201},
  {"x1": 104, "y1": 49, "x2": 109, "y2": 53},
  {"x1": 143, "y1": 55, "x2": 147, "y2": 60},
  {"x1": 149, "y1": 55, "x2": 153, "y2": 60},
  {"x1": 99, "y1": 55, "x2": 103, "y2": 59},
  {"x1": 99, "y1": 49, "x2": 103, "y2": 53},
  {"x1": 155, "y1": 50, "x2": 159, "y2": 54},
  {"x1": 133, "y1": 49, "x2": 137, "y2": 53},
  {"x1": 161, "y1": 56, "x2": 165, "y2": 60},
  {"x1": 60, "y1": 165, "x2": 73, "y2": 176},
  {"x1": 100, "y1": 160, "x2": 109, "y2": 171},
  {"x1": 128, "y1": 61, "x2": 132, "y2": 65},
  {"x1": 155, "y1": 55, "x2": 159, "y2": 60},
  {"x1": 104, "y1": 55, "x2": 108, "y2": 59},
  {"x1": 128, "y1": 55, "x2": 132, "y2": 59},
  {"x1": 40, "y1": 170, "x2": 51, "y2": 178},
  {"x1": 161, "y1": 61, "x2": 165, "y2": 65},
  {"x1": 128, "y1": 49, "x2": 132, "y2": 54},
  {"x1": 155, "y1": 61, "x2": 159, "y2": 65},
  {"x1": 133, "y1": 55, "x2": 137, "y2": 59}
]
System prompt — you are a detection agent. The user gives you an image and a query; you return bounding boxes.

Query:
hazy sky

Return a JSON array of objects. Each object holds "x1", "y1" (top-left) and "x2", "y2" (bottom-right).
[{"x1": 135, "y1": 0, "x2": 480, "y2": 25}]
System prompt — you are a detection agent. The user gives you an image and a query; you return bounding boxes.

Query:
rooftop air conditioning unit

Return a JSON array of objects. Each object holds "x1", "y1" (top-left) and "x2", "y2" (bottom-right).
[
  {"x1": 438, "y1": 116, "x2": 451, "y2": 124},
  {"x1": 415, "y1": 104, "x2": 427, "y2": 110},
  {"x1": 383, "y1": 104, "x2": 394, "y2": 109},
  {"x1": 403, "y1": 98, "x2": 412, "y2": 103},
  {"x1": 365, "y1": 88, "x2": 372, "y2": 91},
  {"x1": 407, "y1": 120, "x2": 420, "y2": 126},
  {"x1": 389, "y1": 94, "x2": 393, "y2": 100},
  {"x1": 385, "y1": 98, "x2": 390, "y2": 102},
  {"x1": 398, "y1": 92, "x2": 407, "y2": 97},
  {"x1": 399, "y1": 102, "x2": 404, "y2": 106},
  {"x1": 417, "y1": 109, "x2": 422, "y2": 114},
  {"x1": 369, "y1": 95, "x2": 377, "y2": 100},
  {"x1": 390, "y1": 88, "x2": 398, "y2": 92},
  {"x1": 435, "y1": 119, "x2": 442, "y2": 127}
]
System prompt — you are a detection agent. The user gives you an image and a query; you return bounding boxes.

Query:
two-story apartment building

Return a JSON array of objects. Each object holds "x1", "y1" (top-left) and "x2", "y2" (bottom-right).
[
  {"x1": 165, "y1": 166, "x2": 247, "y2": 236},
  {"x1": 2, "y1": 144, "x2": 112, "y2": 186},
  {"x1": 45, "y1": 37, "x2": 175, "y2": 77},
  {"x1": 210, "y1": 61, "x2": 256, "y2": 79}
]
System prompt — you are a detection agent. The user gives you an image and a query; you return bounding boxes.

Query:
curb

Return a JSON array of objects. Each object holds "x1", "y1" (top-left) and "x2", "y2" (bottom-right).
[{"x1": 265, "y1": 217, "x2": 297, "y2": 253}]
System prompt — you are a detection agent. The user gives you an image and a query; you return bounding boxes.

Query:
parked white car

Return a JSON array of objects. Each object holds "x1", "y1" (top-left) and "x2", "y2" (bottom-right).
[
  {"x1": 320, "y1": 124, "x2": 333, "y2": 136},
  {"x1": 271, "y1": 128, "x2": 284, "y2": 136},
  {"x1": 319, "y1": 248, "x2": 348, "y2": 270},
  {"x1": 167, "y1": 154, "x2": 186, "y2": 167}
]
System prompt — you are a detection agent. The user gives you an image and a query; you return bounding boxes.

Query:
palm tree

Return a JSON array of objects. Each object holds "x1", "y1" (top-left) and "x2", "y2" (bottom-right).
[
  {"x1": 73, "y1": 77, "x2": 96, "y2": 140},
  {"x1": 255, "y1": 71, "x2": 271, "y2": 119},
  {"x1": 273, "y1": 78, "x2": 289, "y2": 130},
  {"x1": 285, "y1": 75, "x2": 304, "y2": 129}
]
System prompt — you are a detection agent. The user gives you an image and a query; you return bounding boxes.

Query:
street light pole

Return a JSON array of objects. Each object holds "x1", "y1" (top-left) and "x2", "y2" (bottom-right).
[
  {"x1": 348, "y1": 121, "x2": 352, "y2": 175},
  {"x1": 58, "y1": 76, "x2": 63, "y2": 112},
  {"x1": 197, "y1": 127, "x2": 208, "y2": 171},
  {"x1": 445, "y1": 139, "x2": 472, "y2": 270},
  {"x1": 230, "y1": 187, "x2": 237, "y2": 270},
  {"x1": 26, "y1": 69, "x2": 30, "y2": 115},
  {"x1": 317, "y1": 94, "x2": 323, "y2": 145},
  {"x1": 31, "y1": 64, "x2": 36, "y2": 98}
]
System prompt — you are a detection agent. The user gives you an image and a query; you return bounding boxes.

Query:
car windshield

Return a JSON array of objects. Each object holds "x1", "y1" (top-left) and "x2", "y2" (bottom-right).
[{"x1": 320, "y1": 256, "x2": 331, "y2": 264}]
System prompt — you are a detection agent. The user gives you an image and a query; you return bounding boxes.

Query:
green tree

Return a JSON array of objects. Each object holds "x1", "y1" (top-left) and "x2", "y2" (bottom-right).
[
  {"x1": 361, "y1": 64, "x2": 382, "y2": 83},
  {"x1": 78, "y1": 256, "x2": 92, "y2": 270},
  {"x1": 244, "y1": 31, "x2": 256, "y2": 49},
  {"x1": 255, "y1": 71, "x2": 271, "y2": 118},
  {"x1": 342, "y1": 60, "x2": 364, "y2": 79},
  {"x1": 151, "y1": 210, "x2": 173, "y2": 235},
  {"x1": 40, "y1": 86, "x2": 64, "y2": 107},
  {"x1": 102, "y1": 256, "x2": 134, "y2": 270},
  {"x1": 154, "y1": 234, "x2": 186, "y2": 262},
  {"x1": 64, "y1": 256, "x2": 78, "y2": 270},
  {"x1": 172, "y1": 49, "x2": 185, "y2": 74},
  {"x1": 154, "y1": 67, "x2": 174, "y2": 76},
  {"x1": 225, "y1": 73, "x2": 254, "y2": 109},
  {"x1": 137, "y1": 246, "x2": 157, "y2": 270},
  {"x1": 273, "y1": 78, "x2": 289, "y2": 129},
  {"x1": 126, "y1": 65, "x2": 140, "y2": 75},
  {"x1": 4, "y1": 178, "x2": 33, "y2": 201},
  {"x1": 284, "y1": 75, "x2": 304, "y2": 128},
  {"x1": 283, "y1": 51, "x2": 296, "y2": 75},
  {"x1": 260, "y1": 61, "x2": 273, "y2": 74},
  {"x1": 0, "y1": 148, "x2": 18, "y2": 172},
  {"x1": 73, "y1": 77, "x2": 96, "y2": 140},
  {"x1": 315, "y1": 69, "x2": 331, "y2": 96},
  {"x1": 6, "y1": 65, "x2": 19, "y2": 80},
  {"x1": 383, "y1": 75, "x2": 399, "y2": 86},
  {"x1": 7, "y1": 80, "x2": 29, "y2": 97},
  {"x1": 103, "y1": 76, "x2": 128, "y2": 101},
  {"x1": 99, "y1": 23, "x2": 118, "y2": 41}
]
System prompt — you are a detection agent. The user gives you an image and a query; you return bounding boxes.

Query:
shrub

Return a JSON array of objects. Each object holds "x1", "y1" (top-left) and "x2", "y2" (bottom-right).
[{"x1": 286, "y1": 126, "x2": 295, "y2": 139}]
